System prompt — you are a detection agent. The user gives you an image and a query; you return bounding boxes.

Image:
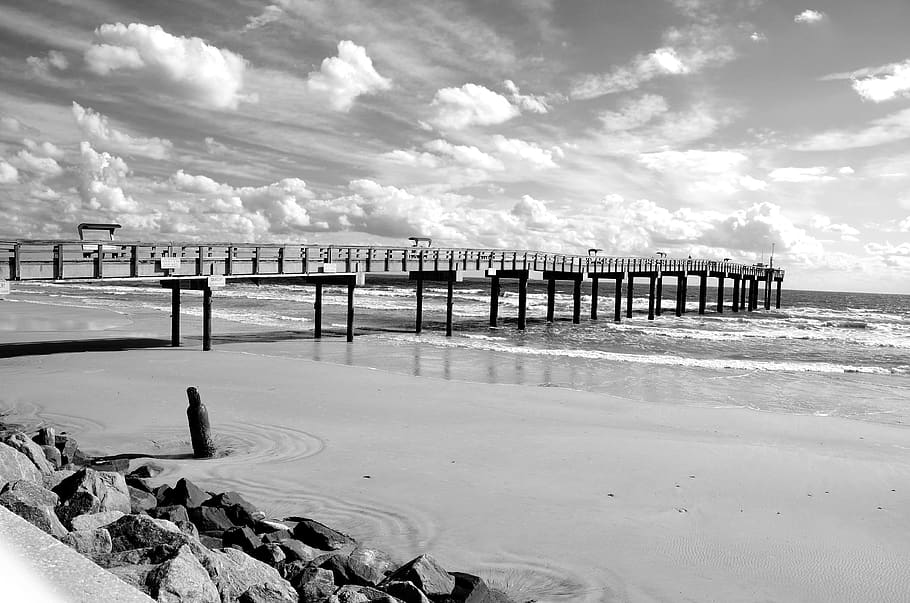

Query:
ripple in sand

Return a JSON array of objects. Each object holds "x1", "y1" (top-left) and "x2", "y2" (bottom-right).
[{"x1": 477, "y1": 552, "x2": 612, "y2": 603}]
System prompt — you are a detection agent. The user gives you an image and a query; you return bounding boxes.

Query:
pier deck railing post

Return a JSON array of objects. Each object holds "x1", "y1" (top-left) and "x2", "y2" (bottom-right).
[
  {"x1": 546, "y1": 278, "x2": 555, "y2": 322},
  {"x1": 489, "y1": 276, "x2": 500, "y2": 327}
]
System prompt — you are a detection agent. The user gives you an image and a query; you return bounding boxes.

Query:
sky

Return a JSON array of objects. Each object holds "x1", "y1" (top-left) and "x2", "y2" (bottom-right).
[{"x1": 1, "y1": 0, "x2": 909, "y2": 292}]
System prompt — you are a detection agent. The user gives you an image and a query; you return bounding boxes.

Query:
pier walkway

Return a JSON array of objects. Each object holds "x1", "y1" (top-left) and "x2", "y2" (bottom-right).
[{"x1": 1, "y1": 241, "x2": 785, "y2": 349}]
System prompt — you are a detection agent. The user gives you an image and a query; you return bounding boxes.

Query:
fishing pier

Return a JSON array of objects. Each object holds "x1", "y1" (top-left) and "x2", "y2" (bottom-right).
[{"x1": 1, "y1": 240, "x2": 785, "y2": 349}]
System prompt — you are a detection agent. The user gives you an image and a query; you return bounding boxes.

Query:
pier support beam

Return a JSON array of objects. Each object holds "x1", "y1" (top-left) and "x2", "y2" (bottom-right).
[
  {"x1": 446, "y1": 279, "x2": 454, "y2": 337},
  {"x1": 626, "y1": 275, "x2": 634, "y2": 319},
  {"x1": 346, "y1": 280, "x2": 355, "y2": 342},
  {"x1": 696, "y1": 272, "x2": 708, "y2": 315},
  {"x1": 489, "y1": 276, "x2": 500, "y2": 326},
  {"x1": 518, "y1": 275, "x2": 528, "y2": 330},
  {"x1": 740, "y1": 276, "x2": 748, "y2": 310},
  {"x1": 675, "y1": 275, "x2": 686, "y2": 317},
  {"x1": 764, "y1": 271, "x2": 773, "y2": 310},
  {"x1": 775, "y1": 278, "x2": 782, "y2": 309},
  {"x1": 486, "y1": 269, "x2": 542, "y2": 331},
  {"x1": 410, "y1": 270, "x2": 462, "y2": 336},
  {"x1": 648, "y1": 273, "x2": 656, "y2": 320},
  {"x1": 546, "y1": 279, "x2": 556, "y2": 322},
  {"x1": 202, "y1": 286, "x2": 213, "y2": 351},
  {"x1": 314, "y1": 283, "x2": 322, "y2": 338},
  {"x1": 590, "y1": 277, "x2": 599, "y2": 320},
  {"x1": 573, "y1": 278, "x2": 582, "y2": 324},
  {"x1": 415, "y1": 278, "x2": 424, "y2": 333},
  {"x1": 171, "y1": 288, "x2": 181, "y2": 347},
  {"x1": 716, "y1": 275, "x2": 725, "y2": 313},
  {"x1": 732, "y1": 276, "x2": 740, "y2": 312},
  {"x1": 655, "y1": 275, "x2": 663, "y2": 316}
]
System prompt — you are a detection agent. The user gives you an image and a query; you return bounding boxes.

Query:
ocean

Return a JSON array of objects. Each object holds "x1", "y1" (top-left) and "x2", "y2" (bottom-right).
[{"x1": 5, "y1": 277, "x2": 910, "y2": 425}]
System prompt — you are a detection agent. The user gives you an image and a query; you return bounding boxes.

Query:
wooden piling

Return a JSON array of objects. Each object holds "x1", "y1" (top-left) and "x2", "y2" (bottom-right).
[
  {"x1": 546, "y1": 279, "x2": 556, "y2": 322},
  {"x1": 517, "y1": 275, "x2": 528, "y2": 330},
  {"x1": 776, "y1": 279, "x2": 782, "y2": 309},
  {"x1": 572, "y1": 278, "x2": 581, "y2": 324},
  {"x1": 613, "y1": 277, "x2": 622, "y2": 322},
  {"x1": 314, "y1": 282, "x2": 323, "y2": 338},
  {"x1": 732, "y1": 276, "x2": 740, "y2": 312},
  {"x1": 590, "y1": 277, "x2": 599, "y2": 320},
  {"x1": 764, "y1": 271, "x2": 772, "y2": 310},
  {"x1": 415, "y1": 277, "x2": 424, "y2": 333},
  {"x1": 675, "y1": 275, "x2": 685, "y2": 317},
  {"x1": 202, "y1": 286, "x2": 212, "y2": 351},
  {"x1": 489, "y1": 276, "x2": 500, "y2": 327},
  {"x1": 655, "y1": 275, "x2": 663, "y2": 316},
  {"x1": 171, "y1": 287, "x2": 181, "y2": 347},
  {"x1": 740, "y1": 277, "x2": 747, "y2": 310},
  {"x1": 626, "y1": 275, "x2": 634, "y2": 319},
  {"x1": 446, "y1": 278, "x2": 454, "y2": 336},
  {"x1": 716, "y1": 276, "x2": 725, "y2": 313},
  {"x1": 346, "y1": 280, "x2": 355, "y2": 342},
  {"x1": 698, "y1": 273, "x2": 707, "y2": 315},
  {"x1": 186, "y1": 387, "x2": 215, "y2": 459},
  {"x1": 647, "y1": 274, "x2": 656, "y2": 320}
]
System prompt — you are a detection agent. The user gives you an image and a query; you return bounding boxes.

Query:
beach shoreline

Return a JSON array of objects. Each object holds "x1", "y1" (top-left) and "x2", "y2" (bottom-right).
[{"x1": 2, "y1": 299, "x2": 910, "y2": 602}]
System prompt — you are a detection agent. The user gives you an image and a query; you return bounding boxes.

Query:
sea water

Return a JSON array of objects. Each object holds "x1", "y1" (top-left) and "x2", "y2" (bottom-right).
[{"x1": 7, "y1": 277, "x2": 910, "y2": 424}]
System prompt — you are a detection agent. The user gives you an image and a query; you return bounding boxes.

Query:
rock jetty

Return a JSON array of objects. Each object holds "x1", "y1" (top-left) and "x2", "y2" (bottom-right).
[{"x1": 0, "y1": 421, "x2": 517, "y2": 603}]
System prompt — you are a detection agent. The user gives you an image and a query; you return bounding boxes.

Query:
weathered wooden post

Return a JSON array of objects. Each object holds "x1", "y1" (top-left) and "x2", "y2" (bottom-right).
[
  {"x1": 186, "y1": 387, "x2": 215, "y2": 459},
  {"x1": 517, "y1": 275, "x2": 528, "y2": 330},
  {"x1": 171, "y1": 286, "x2": 181, "y2": 347},
  {"x1": 613, "y1": 277, "x2": 622, "y2": 322},
  {"x1": 572, "y1": 278, "x2": 581, "y2": 324},
  {"x1": 590, "y1": 276, "x2": 599, "y2": 320},
  {"x1": 655, "y1": 274, "x2": 663, "y2": 316},
  {"x1": 546, "y1": 279, "x2": 556, "y2": 322},
  {"x1": 415, "y1": 277, "x2": 424, "y2": 333},
  {"x1": 626, "y1": 275, "x2": 634, "y2": 319},
  {"x1": 445, "y1": 278, "x2": 454, "y2": 337},
  {"x1": 489, "y1": 276, "x2": 500, "y2": 327},
  {"x1": 202, "y1": 285, "x2": 213, "y2": 351}
]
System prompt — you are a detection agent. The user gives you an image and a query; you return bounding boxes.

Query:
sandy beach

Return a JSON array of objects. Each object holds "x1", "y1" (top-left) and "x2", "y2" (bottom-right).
[{"x1": 2, "y1": 297, "x2": 909, "y2": 603}]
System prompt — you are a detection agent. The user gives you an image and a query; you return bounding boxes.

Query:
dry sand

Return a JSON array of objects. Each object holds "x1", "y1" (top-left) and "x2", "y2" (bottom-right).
[{"x1": 1, "y1": 298, "x2": 909, "y2": 602}]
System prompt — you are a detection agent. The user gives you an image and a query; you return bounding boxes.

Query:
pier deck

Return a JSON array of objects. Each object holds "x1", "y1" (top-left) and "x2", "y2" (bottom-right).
[{"x1": 1, "y1": 240, "x2": 785, "y2": 348}]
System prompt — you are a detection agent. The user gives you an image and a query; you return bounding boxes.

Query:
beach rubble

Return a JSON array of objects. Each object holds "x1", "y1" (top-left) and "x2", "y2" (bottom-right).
[{"x1": 0, "y1": 421, "x2": 517, "y2": 603}]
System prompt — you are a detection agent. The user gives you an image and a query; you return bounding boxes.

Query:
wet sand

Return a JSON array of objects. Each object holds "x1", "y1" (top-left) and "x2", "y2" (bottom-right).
[{"x1": 1, "y1": 299, "x2": 909, "y2": 602}]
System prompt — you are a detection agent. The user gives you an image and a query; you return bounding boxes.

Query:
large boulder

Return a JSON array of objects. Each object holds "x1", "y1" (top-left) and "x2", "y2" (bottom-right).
[
  {"x1": 70, "y1": 510, "x2": 125, "y2": 531},
  {"x1": 0, "y1": 441, "x2": 42, "y2": 489},
  {"x1": 107, "y1": 563, "x2": 156, "y2": 596},
  {"x1": 129, "y1": 486, "x2": 157, "y2": 514},
  {"x1": 322, "y1": 547, "x2": 394, "y2": 587},
  {"x1": 43, "y1": 469, "x2": 75, "y2": 491},
  {"x1": 386, "y1": 555, "x2": 454, "y2": 598},
  {"x1": 0, "y1": 479, "x2": 67, "y2": 538},
  {"x1": 205, "y1": 491, "x2": 259, "y2": 527},
  {"x1": 292, "y1": 517, "x2": 356, "y2": 550},
  {"x1": 1, "y1": 431, "x2": 54, "y2": 475},
  {"x1": 224, "y1": 525, "x2": 263, "y2": 553},
  {"x1": 381, "y1": 581, "x2": 431, "y2": 603},
  {"x1": 329, "y1": 585, "x2": 403, "y2": 602},
  {"x1": 192, "y1": 545, "x2": 297, "y2": 603},
  {"x1": 41, "y1": 445, "x2": 62, "y2": 469},
  {"x1": 190, "y1": 505, "x2": 236, "y2": 532},
  {"x1": 160, "y1": 478, "x2": 210, "y2": 508},
  {"x1": 239, "y1": 583, "x2": 298, "y2": 603},
  {"x1": 63, "y1": 528, "x2": 113, "y2": 558},
  {"x1": 280, "y1": 539, "x2": 317, "y2": 564},
  {"x1": 105, "y1": 514, "x2": 188, "y2": 553},
  {"x1": 432, "y1": 572, "x2": 498, "y2": 603},
  {"x1": 53, "y1": 468, "x2": 131, "y2": 527},
  {"x1": 147, "y1": 544, "x2": 220, "y2": 603},
  {"x1": 293, "y1": 566, "x2": 336, "y2": 602}
]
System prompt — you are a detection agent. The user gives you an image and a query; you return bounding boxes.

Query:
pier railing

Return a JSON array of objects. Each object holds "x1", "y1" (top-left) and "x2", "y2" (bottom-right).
[{"x1": 0, "y1": 241, "x2": 784, "y2": 282}]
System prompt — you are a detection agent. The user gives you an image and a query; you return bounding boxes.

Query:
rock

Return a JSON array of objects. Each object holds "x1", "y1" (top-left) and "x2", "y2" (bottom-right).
[
  {"x1": 0, "y1": 479, "x2": 67, "y2": 538},
  {"x1": 255, "y1": 518, "x2": 291, "y2": 534},
  {"x1": 239, "y1": 583, "x2": 298, "y2": 603},
  {"x1": 252, "y1": 543, "x2": 286, "y2": 567},
  {"x1": 346, "y1": 547, "x2": 394, "y2": 586},
  {"x1": 129, "y1": 486, "x2": 157, "y2": 514},
  {"x1": 199, "y1": 533, "x2": 223, "y2": 549},
  {"x1": 154, "y1": 484, "x2": 173, "y2": 504},
  {"x1": 107, "y1": 563, "x2": 156, "y2": 596},
  {"x1": 33, "y1": 426, "x2": 55, "y2": 447},
  {"x1": 205, "y1": 491, "x2": 258, "y2": 527},
  {"x1": 387, "y1": 554, "x2": 454, "y2": 597},
  {"x1": 192, "y1": 546, "x2": 297, "y2": 603},
  {"x1": 329, "y1": 584, "x2": 403, "y2": 603},
  {"x1": 292, "y1": 566, "x2": 336, "y2": 602},
  {"x1": 1, "y1": 431, "x2": 54, "y2": 475},
  {"x1": 382, "y1": 581, "x2": 431, "y2": 603},
  {"x1": 70, "y1": 510, "x2": 125, "y2": 531},
  {"x1": 433, "y1": 572, "x2": 497, "y2": 603},
  {"x1": 0, "y1": 441, "x2": 42, "y2": 489},
  {"x1": 106, "y1": 514, "x2": 188, "y2": 553},
  {"x1": 53, "y1": 468, "x2": 131, "y2": 527},
  {"x1": 63, "y1": 528, "x2": 113, "y2": 558},
  {"x1": 90, "y1": 458, "x2": 130, "y2": 473},
  {"x1": 128, "y1": 462, "x2": 163, "y2": 479},
  {"x1": 150, "y1": 504, "x2": 190, "y2": 524},
  {"x1": 55, "y1": 434, "x2": 78, "y2": 463},
  {"x1": 97, "y1": 546, "x2": 174, "y2": 568},
  {"x1": 280, "y1": 539, "x2": 317, "y2": 563},
  {"x1": 41, "y1": 445, "x2": 62, "y2": 469},
  {"x1": 43, "y1": 469, "x2": 75, "y2": 491},
  {"x1": 190, "y1": 505, "x2": 236, "y2": 532},
  {"x1": 126, "y1": 475, "x2": 155, "y2": 493},
  {"x1": 224, "y1": 525, "x2": 263, "y2": 553},
  {"x1": 293, "y1": 517, "x2": 356, "y2": 550},
  {"x1": 161, "y1": 477, "x2": 211, "y2": 508},
  {"x1": 261, "y1": 529, "x2": 292, "y2": 544},
  {"x1": 148, "y1": 544, "x2": 221, "y2": 603}
]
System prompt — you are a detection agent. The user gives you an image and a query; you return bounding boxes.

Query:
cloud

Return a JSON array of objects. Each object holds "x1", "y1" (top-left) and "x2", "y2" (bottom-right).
[
  {"x1": 638, "y1": 150, "x2": 762, "y2": 196},
  {"x1": 768, "y1": 166, "x2": 834, "y2": 183},
  {"x1": 204, "y1": 137, "x2": 229, "y2": 156},
  {"x1": 428, "y1": 83, "x2": 519, "y2": 130},
  {"x1": 571, "y1": 48, "x2": 690, "y2": 99},
  {"x1": 26, "y1": 50, "x2": 69, "y2": 76},
  {"x1": 72, "y1": 102, "x2": 173, "y2": 159},
  {"x1": 0, "y1": 161, "x2": 19, "y2": 184},
  {"x1": 306, "y1": 40, "x2": 391, "y2": 111},
  {"x1": 739, "y1": 175, "x2": 768, "y2": 191},
  {"x1": 491, "y1": 135, "x2": 560, "y2": 169},
  {"x1": 750, "y1": 31, "x2": 767, "y2": 42},
  {"x1": 84, "y1": 22, "x2": 249, "y2": 109},
  {"x1": 22, "y1": 139, "x2": 64, "y2": 160},
  {"x1": 244, "y1": 4, "x2": 284, "y2": 31},
  {"x1": 511, "y1": 195, "x2": 562, "y2": 229},
  {"x1": 0, "y1": 117, "x2": 22, "y2": 132},
  {"x1": 423, "y1": 139, "x2": 504, "y2": 171},
  {"x1": 849, "y1": 59, "x2": 910, "y2": 103},
  {"x1": 837, "y1": 166, "x2": 854, "y2": 175},
  {"x1": 503, "y1": 80, "x2": 550, "y2": 114},
  {"x1": 12, "y1": 150, "x2": 63, "y2": 177},
  {"x1": 795, "y1": 108, "x2": 910, "y2": 150},
  {"x1": 811, "y1": 216, "x2": 860, "y2": 241},
  {"x1": 78, "y1": 142, "x2": 140, "y2": 213},
  {"x1": 794, "y1": 10, "x2": 825, "y2": 24},
  {"x1": 600, "y1": 94, "x2": 669, "y2": 131}
]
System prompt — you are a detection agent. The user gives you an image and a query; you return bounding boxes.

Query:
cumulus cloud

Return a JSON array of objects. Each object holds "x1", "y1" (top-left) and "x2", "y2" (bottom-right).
[
  {"x1": 72, "y1": 102, "x2": 172, "y2": 159},
  {"x1": 811, "y1": 216, "x2": 860, "y2": 241},
  {"x1": 26, "y1": 50, "x2": 69, "y2": 76},
  {"x1": 795, "y1": 107, "x2": 910, "y2": 151},
  {"x1": 423, "y1": 139, "x2": 504, "y2": 171},
  {"x1": 428, "y1": 83, "x2": 519, "y2": 130},
  {"x1": 750, "y1": 31, "x2": 767, "y2": 42},
  {"x1": 511, "y1": 195, "x2": 562, "y2": 230},
  {"x1": 491, "y1": 135, "x2": 560, "y2": 169},
  {"x1": 846, "y1": 59, "x2": 910, "y2": 103},
  {"x1": 244, "y1": 4, "x2": 284, "y2": 31},
  {"x1": 0, "y1": 161, "x2": 19, "y2": 184},
  {"x1": 84, "y1": 22, "x2": 248, "y2": 109},
  {"x1": 794, "y1": 10, "x2": 825, "y2": 24},
  {"x1": 0, "y1": 117, "x2": 21, "y2": 132},
  {"x1": 78, "y1": 142, "x2": 140, "y2": 213},
  {"x1": 306, "y1": 41, "x2": 391, "y2": 111},
  {"x1": 768, "y1": 166, "x2": 834, "y2": 183},
  {"x1": 22, "y1": 139, "x2": 64, "y2": 160},
  {"x1": 12, "y1": 150, "x2": 63, "y2": 177},
  {"x1": 838, "y1": 166, "x2": 854, "y2": 175},
  {"x1": 599, "y1": 94, "x2": 669, "y2": 131},
  {"x1": 503, "y1": 80, "x2": 550, "y2": 114}
]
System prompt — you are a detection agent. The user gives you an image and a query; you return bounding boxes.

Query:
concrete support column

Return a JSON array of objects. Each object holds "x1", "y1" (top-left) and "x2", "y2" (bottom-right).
[
  {"x1": 613, "y1": 278, "x2": 623, "y2": 323},
  {"x1": 572, "y1": 278, "x2": 581, "y2": 324},
  {"x1": 202, "y1": 286, "x2": 212, "y2": 351},
  {"x1": 655, "y1": 275, "x2": 663, "y2": 316},
  {"x1": 776, "y1": 279, "x2": 782, "y2": 309},
  {"x1": 590, "y1": 277, "x2": 599, "y2": 320},
  {"x1": 171, "y1": 287, "x2": 181, "y2": 347},
  {"x1": 445, "y1": 279, "x2": 454, "y2": 337},
  {"x1": 415, "y1": 277, "x2": 424, "y2": 333},
  {"x1": 626, "y1": 275, "x2": 634, "y2": 319},
  {"x1": 648, "y1": 274, "x2": 656, "y2": 320},
  {"x1": 517, "y1": 275, "x2": 528, "y2": 330},
  {"x1": 489, "y1": 276, "x2": 500, "y2": 327},
  {"x1": 716, "y1": 276, "x2": 725, "y2": 313},
  {"x1": 346, "y1": 280, "x2": 355, "y2": 342},
  {"x1": 732, "y1": 276, "x2": 740, "y2": 312},
  {"x1": 675, "y1": 275, "x2": 685, "y2": 317},
  {"x1": 314, "y1": 282, "x2": 323, "y2": 338},
  {"x1": 546, "y1": 278, "x2": 556, "y2": 322},
  {"x1": 698, "y1": 274, "x2": 708, "y2": 315}
]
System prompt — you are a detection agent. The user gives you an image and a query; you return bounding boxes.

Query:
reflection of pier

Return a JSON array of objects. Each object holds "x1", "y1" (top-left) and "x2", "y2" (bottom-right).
[{"x1": 1, "y1": 241, "x2": 784, "y2": 349}]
